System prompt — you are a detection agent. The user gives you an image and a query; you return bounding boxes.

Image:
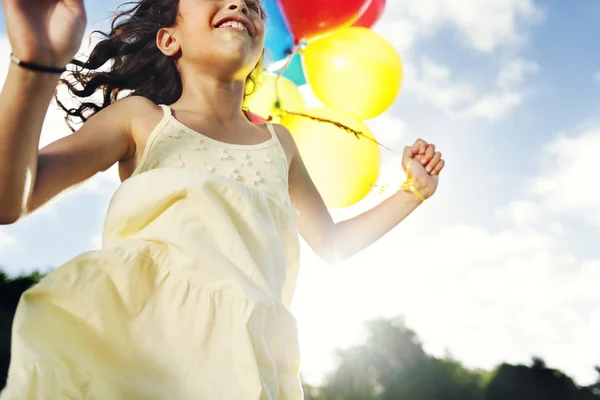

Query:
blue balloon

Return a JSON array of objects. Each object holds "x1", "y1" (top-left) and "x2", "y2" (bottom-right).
[
  {"x1": 282, "y1": 53, "x2": 307, "y2": 86},
  {"x1": 262, "y1": 0, "x2": 295, "y2": 68}
]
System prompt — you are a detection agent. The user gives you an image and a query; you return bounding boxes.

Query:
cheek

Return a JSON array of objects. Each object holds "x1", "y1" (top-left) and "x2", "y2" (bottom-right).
[
  {"x1": 179, "y1": 4, "x2": 215, "y2": 34},
  {"x1": 254, "y1": 22, "x2": 266, "y2": 43}
]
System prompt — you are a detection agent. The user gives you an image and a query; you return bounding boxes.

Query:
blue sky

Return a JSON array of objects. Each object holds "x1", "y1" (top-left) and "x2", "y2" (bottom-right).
[{"x1": 1, "y1": 0, "x2": 599, "y2": 386}]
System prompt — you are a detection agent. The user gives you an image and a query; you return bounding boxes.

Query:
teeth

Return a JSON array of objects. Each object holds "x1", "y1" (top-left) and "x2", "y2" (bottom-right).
[{"x1": 218, "y1": 20, "x2": 248, "y2": 34}]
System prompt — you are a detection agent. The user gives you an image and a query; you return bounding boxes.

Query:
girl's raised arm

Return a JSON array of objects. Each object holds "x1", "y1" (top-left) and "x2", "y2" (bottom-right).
[
  {"x1": 0, "y1": 0, "x2": 141, "y2": 224},
  {"x1": 0, "y1": 0, "x2": 86, "y2": 222}
]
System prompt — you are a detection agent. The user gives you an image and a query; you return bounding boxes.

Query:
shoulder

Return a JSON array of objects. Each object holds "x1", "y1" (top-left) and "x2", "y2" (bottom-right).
[
  {"x1": 270, "y1": 123, "x2": 297, "y2": 153},
  {"x1": 110, "y1": 96, "x2": 163, "y2": 124},
  {"x1": 91, "y1": 96, "x2": 162, "y2": 132},
  {"x1": 100, "y1": 95, "x2": 159, "y2": 116},
  {"x1": 269, "y1": 123, "x2": 299, "y2": 167},
  {"x1": 110, "y1": 96, "x2": 165, "y2": 141},
  {"x1": 101, "y1": 97, "x2": 164, "y2": 164},
  {"x1": 270, "y1": 123, "x2": 292, "y2": 137}
]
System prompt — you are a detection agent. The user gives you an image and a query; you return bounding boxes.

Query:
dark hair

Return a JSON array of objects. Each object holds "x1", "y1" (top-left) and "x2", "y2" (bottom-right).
[{"x1": 56, "y1": 0, "x2": 266, "y2": 130}]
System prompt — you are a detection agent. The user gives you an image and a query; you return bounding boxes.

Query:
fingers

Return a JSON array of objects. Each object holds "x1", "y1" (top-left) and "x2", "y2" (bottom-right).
[
  {"x1": 425, "y1": 151, "x2": 441, "y2": 173},
  {"x1": 422, "y1": 143, "x2": 435, "y2": 165},
  {"x1": 414, "y1": 142, "x2": 435, "y2": 168},
  {"x1": 412, "y1": 139, "x2": 428, "y2": 156},
  {"x1": 431, "y1": 159, "x2": 445, "y2": 176},
  {"x1": 408, "y1": 139, "x2": 446, "y2": 176},
  {"x1": 402, "y1": 146, "x2": 414, "y2": 169}
]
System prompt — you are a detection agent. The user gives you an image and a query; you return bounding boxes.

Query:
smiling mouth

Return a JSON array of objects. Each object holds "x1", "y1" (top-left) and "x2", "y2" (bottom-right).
[{"x1": 216, "y1": 20, "x2": 250, "y2": 35}]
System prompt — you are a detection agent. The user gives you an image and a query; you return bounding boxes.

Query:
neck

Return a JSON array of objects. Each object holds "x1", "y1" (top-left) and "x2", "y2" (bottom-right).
[{"x1": 173, "y1": 72, "x2": 248, "y2": 126}]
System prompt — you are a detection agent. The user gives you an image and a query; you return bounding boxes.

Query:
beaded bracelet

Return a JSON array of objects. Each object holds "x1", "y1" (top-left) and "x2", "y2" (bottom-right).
[{"x1": 10, "y1": 53, "x2": 67, "y2": 74}]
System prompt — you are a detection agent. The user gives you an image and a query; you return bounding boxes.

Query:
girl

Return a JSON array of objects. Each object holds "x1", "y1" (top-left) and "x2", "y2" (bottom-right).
[{"x1": 0, "y1": 0, "x2": 445, "y2": 398}]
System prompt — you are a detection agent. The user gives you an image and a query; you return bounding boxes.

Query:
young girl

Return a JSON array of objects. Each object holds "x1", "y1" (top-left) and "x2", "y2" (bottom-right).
[{"x1": 0, "y1": 0, "x2": 445, "y2": 398}]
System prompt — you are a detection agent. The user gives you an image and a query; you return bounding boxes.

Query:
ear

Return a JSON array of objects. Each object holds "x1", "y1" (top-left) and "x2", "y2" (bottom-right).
[{"x1": 157, "y1": 27, "x2": 180, "y2": 57}]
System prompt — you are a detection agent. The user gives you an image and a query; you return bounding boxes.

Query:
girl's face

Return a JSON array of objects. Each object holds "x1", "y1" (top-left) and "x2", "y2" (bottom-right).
[{"x1": 174, "y1": 0, "x2": 266, "y2": 80}]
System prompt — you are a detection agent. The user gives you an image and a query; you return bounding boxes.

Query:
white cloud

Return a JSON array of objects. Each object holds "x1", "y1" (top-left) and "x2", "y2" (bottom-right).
[
  {"x1": 296, "y1": 214, "x2": 600, "y2": 386},
  {"x1": 0, "y1": 230, "x2": 18, "y2": 258},
  {"x1": 530, "y1": 129, "x2": 600, "y2": 226},
  {"x1": 407, "y1": 58, "x2": 475, "y2": 111},
  {"x1": 497, "y1": 58, "x2": 540, "y2": 89},
  {"x1": 465, "y1": 91, "x2": 523, "y2": 120},
  {"x1": 295, "y1": 124, "x2": 600, "y2": 388},
  {"x1": 365, "y1": 114, "x2": 408, "y2": 148},
  {"x1": 379, "y1": 0, "x2": 541, "y2": 53},
  {"x1": 374, "y1": 1, "x2": 541, "y2": 122},
  {"x1": 405, "y1": 57, "x2": 538, "y2": 121},
  {"x1": 462, "y1": 58, "x2": 539, "y2": 120},
  {"x1": 495, "y1": 200, "x2": 544, "y2": 228}
]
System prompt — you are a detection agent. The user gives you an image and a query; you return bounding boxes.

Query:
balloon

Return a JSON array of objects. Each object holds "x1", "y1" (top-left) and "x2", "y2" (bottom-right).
[
  {"x1": 262, "y1": 0, "x2": 295, "y2": 68},
  {"x1": 277, "y1": 0, "x2": 370, "y2": 41},
  {"x1": 246, "y1": 112, "x2": 267, "y2": 124},
  {"x1": 243, "y1": 73, "x2": 305, "y2": 122},
  {"x1": 280, "y1": 108, "x2": 380, "y2": 208},
  {"x1": 303, "y1": 27, "x2": 403, "y2": 120},
  {"x1": 353, "y1": 0, "x2": 386, "y2": 28},
  {"x1": 280, "y1": 53, "x2": 307, "y2": 86}
]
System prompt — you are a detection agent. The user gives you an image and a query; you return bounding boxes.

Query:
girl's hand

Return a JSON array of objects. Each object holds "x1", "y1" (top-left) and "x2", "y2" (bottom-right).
[
  {"x1": 402, "y1": 139, "x2": 445, "y2": 200},
  {"x1": 1, "y1": 0, "x2": 87, "y2": 67}
]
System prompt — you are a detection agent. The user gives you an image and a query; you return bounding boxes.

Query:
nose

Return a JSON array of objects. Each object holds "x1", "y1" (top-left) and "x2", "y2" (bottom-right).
[{"x1": 228, "y1": 0, "x2": 249, "y2": 16}]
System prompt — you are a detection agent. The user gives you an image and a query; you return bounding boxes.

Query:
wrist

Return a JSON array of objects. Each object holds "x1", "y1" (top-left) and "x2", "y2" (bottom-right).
[
  {"x1": 400, "y1": 177, "x2": 427, "y2": 202},
  {"x1": 10, "y1": 53, "x2": 67, "y2": 75},
  {"x1": 394, "y1": 188, "x2": 424, "y2": 208},
  {"x1": 6, "y1": 62, "x2": 62, "y2": 95}
]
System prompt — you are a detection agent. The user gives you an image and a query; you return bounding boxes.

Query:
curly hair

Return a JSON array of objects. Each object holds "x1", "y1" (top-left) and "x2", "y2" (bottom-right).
[{"x1": 56, "y1": 0, "x2": 266, "y2": 130}]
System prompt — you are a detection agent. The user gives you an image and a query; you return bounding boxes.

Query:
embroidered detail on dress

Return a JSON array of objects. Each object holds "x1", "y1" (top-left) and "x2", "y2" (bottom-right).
[
  {"x1": 218, "y1": 149, "x2": 230, "y2": 160},
  {"x1": 191, "y1": 141, "x2": 206, "y2": 151},
  {"x1": 250, "y1": 171, "x2": 262, "y2": 185},
  {"x1": 229, "y1": 168, "x2": 242, "y2": 181},
  {"x1": 171, "y1": 154, "x2": 185, "y2": 168}
]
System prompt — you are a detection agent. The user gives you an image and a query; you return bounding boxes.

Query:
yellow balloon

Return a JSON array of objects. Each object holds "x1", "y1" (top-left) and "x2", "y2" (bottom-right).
[
  {"x1": 280, "y1": 108, "x2": 380, "y2": 208},
  {"x1": 303, "y1": 27, "x2": 403, "y2": 120},
  {"x1": 243, "y1": 73, "x2": 305, "y2": 122}
]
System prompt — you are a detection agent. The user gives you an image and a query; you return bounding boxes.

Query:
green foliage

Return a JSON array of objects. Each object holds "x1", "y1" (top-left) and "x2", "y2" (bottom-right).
[
  {"x1": 315, "y1": 317, "x2": 485, "y2": 400},
  {"x1": 0, "y1": 270, "x2": 44, "y2": 389},
  {"x1": 1, "y1": 270, "x2": 599, "y2": 399},
  {"x1": 313, "y1": 317, "x2": 599, "y2": 400},
  {"x1": 484, "y1": 358, "x2": 599, "y2": 400}
]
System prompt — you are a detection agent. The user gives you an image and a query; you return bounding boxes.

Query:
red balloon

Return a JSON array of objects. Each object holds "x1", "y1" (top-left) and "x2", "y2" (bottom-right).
[
  {"x1": 353, "y1": 0, "x2": 386, "y2": 28},
  {"x1": 277, "y1": 0, "x2": 371, "y2": 41},
  {"x1": 246, "y1": 111, "x2": 267, "y2": 124}
]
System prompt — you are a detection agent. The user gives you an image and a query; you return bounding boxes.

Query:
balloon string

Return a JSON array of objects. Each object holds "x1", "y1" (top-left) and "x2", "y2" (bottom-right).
[
  {"x1": 274, "y1": 46, "x2": 299, "y2": 112},
  {"x1": 276, "y1": 46, "x2": 299, "y2": 81},
  {"x1": 270, "y1": 48, "x2": 403, "y2": 195},
  {"x1": 276, "y1": 109, "x2": 400, "y2": 155},
  {"x1": 272, "y1": 49, "x2": 402, "y2": 158}
]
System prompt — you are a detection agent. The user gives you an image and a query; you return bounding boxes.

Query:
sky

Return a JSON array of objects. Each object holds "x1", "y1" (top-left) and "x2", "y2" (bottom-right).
[{"x1": 1, "y1": 0, "x2": 600, "y2": 387}]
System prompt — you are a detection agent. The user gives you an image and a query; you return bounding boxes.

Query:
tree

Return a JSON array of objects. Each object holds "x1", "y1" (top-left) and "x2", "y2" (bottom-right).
[
  {"x1": 0, "y1": 271, "x2": 43, "y2": 389},
  {"x1": 485, "y1": 357, "x2": 600, "y2": 400},
  {"x1": 317, "y1": 317, "x2": 485, "y2": 400},
  {"x1": 585, "y1": 366, "x2": 600, "y2": 397}
]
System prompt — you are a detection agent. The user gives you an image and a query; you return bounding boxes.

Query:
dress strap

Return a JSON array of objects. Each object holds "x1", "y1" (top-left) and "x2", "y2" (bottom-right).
[
  {"x1": 158, "y1": 104, "x2": 172, "y2": 119},
  {"x1": 265, "y1": 122, "x2": 277, "y2": 140}
]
